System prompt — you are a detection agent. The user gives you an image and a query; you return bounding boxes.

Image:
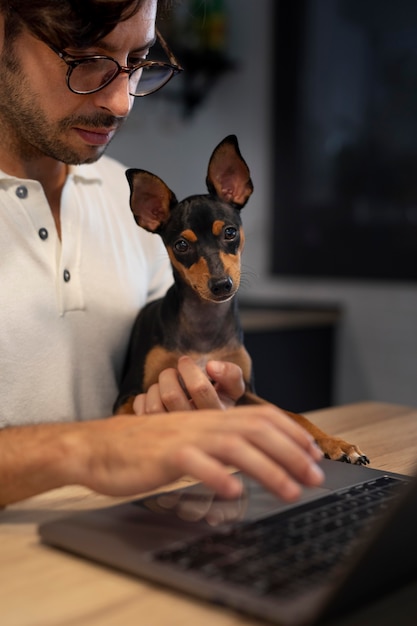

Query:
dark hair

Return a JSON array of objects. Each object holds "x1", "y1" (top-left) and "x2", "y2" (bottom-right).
[{"x1": 0, "y1": 0, "x2": 173, "y2": 48}]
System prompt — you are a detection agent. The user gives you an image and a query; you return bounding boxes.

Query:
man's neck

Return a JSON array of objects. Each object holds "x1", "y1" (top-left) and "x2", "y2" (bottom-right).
[{"x1": 0, "y1": 152, "x2": 68, "y2": 238}]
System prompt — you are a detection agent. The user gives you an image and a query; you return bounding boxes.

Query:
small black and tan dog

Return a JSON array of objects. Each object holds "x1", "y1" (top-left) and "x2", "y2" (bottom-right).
[{"x1": 114, "y1": 135, "x2": 369, "y2": 465}]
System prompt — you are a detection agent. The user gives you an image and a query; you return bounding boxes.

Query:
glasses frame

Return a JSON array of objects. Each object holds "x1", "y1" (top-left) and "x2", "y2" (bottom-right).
[{"x1": 47, "y1": 28, "x2": 183, "y2": 97}]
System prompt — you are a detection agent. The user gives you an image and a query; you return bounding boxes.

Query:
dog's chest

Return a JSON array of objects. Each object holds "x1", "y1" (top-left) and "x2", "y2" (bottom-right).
[
  {"x1": 171, "y1": 326, "x2": 235, "y2": 353},
  {"x1": 142, "y1": 343, "x2": 251, "y2": 392}
]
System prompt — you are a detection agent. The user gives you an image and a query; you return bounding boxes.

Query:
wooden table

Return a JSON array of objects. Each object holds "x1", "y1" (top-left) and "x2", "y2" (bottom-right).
[{"x1": 2, "y1": 402, "x2": 417, "y2": 626}]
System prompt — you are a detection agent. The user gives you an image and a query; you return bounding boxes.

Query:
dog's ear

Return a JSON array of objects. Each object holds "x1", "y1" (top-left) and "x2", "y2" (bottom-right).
[
  {"x1": 126, "y1": 169, "x2": 177, "y2": 233},
  {"x1": 206, "y1": 135, "x2": 253, "y2": 208}
]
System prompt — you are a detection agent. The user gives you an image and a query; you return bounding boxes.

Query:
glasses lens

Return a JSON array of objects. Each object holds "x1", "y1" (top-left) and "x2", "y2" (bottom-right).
[
  {"x1": 130, "y1": 64, "x2": 174, "y2": 96},
  {"x1": 69, "y1": 58, "x2": 119, "y2": 94}
]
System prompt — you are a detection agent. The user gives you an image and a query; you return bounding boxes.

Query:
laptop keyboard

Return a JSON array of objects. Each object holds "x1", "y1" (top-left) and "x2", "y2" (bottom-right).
[{"x1": 153, "y1": 476, "x2": 406, "y2": 597}]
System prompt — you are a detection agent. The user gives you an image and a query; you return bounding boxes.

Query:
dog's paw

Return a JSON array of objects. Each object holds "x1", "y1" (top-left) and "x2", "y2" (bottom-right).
[{"x1": 317, "y1": 437, "x2": 370, "y2": 465}]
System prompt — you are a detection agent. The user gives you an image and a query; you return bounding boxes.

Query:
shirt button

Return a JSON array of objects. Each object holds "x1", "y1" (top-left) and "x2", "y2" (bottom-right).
[
  {"x1": 38, "y1": 228, "x2": 48, "y2": 240},
  {"x1": 16, "y1": 185, "x2": 28, "y2": 199},
  {"x1": 63, "y1": 269, "x2": 71, "y2": 282}
]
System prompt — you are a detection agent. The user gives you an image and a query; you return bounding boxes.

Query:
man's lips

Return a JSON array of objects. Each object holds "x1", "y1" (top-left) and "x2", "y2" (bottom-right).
[{"x1": 74, "y1": 127, "x2": 117, "y2": 146}]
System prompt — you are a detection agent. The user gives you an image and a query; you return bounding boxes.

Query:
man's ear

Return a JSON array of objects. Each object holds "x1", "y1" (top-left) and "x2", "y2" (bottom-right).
[
  {"x1": 126, "y1": 169, "x2": 177, "y2": 233},
  {"x1": 206, "y1": 135, "x2": 253, "y2": 208}
]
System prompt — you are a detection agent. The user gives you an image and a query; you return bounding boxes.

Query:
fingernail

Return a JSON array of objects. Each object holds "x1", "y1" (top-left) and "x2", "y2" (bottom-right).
[
  {"x1": 308, "y1": 463, "x2": 325, "y2": 485},
  {"x1": 281, "y1": 481, "x2": 302, "y2": 501},
  {"x1": 207, "y1": 361, "x2": 225, "y2": 377},
  {"x1": 310, "y1": 441, "x2": 324, "y2": 461},
  {"x1": 224, "y1": 475, "x2": 243, "y2": 498}
]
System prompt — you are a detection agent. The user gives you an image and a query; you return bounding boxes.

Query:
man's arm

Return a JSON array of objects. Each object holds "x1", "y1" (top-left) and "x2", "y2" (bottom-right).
[
  {"x1": 0, "y1": 404, "x2": 324, "y2": 508},
  {"x1": 0, "y1": 421, "x2": 80, "y2": 504}
]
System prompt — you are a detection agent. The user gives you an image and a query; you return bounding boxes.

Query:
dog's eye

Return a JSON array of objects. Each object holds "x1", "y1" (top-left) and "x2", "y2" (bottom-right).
[
  {"x1": 224, "y1": 227, "x2": 238, "y2": 240},
  {"x1": 174, "y1": 239, "x2": 189, "y2": 252}
]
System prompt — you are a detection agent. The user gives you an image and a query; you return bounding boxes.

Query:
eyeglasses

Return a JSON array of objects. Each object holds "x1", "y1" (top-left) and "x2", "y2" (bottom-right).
[{"x1": 47, "y1": 29, "x2": 183, "y2": 96}]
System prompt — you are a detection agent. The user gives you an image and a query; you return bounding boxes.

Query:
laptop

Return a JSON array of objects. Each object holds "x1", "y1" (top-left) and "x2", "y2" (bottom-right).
[{"x1": 38, "y1": 458, "x2": 417, "y2": 626}]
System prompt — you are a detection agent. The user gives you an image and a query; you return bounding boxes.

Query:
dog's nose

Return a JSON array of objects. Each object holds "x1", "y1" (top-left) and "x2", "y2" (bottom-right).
[{"x1": 209, "y1": 277, "x2": 233, "y2": 297}]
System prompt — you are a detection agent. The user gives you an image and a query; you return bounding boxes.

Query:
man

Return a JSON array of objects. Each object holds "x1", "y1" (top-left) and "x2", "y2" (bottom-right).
[{"x1": 0, "y1": 0, "x2": 324, "y2": 507}]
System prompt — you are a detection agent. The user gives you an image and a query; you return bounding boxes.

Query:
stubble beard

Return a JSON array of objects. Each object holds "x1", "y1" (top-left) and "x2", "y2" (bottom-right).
[{"x1": 0, "y1": 46, "x2": 125, "y2": 166}]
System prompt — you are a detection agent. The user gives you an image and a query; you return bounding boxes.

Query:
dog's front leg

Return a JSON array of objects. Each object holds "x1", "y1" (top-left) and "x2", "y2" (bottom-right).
[{"x1": 237, "y1": 391, "x2": 369, "y2": 466}]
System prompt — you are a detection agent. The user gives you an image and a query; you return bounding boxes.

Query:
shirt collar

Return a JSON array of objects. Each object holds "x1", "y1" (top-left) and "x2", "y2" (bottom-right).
[
  {"x1": 0, "y1": 162, "x2": 102, "y2": 185},
  {"x1": 67, "y1": 163, "x2": 102, "y2": 183}
]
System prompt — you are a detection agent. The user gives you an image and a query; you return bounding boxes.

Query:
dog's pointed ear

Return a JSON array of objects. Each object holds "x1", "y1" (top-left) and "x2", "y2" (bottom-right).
[
  {"x1": 206, "y1": 135, "x2": 253, "y2": 208},
  {"x1": 126, "y1": 169, "x2": 177, "y2": 233}
]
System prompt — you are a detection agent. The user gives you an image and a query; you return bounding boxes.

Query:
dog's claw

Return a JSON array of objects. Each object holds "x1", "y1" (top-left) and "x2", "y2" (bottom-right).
[
  {"x1": 356, "y1": 455, "x2": 370, "y2": 466},
  {"x1": 320, "y1": 445, "x2": 370, "y2": 466},
  {"x1": 307, "y1": 437, "x2": 369, "y2": 466}
]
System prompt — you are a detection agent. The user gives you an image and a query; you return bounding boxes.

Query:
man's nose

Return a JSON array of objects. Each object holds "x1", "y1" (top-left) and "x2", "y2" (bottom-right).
[{"x1": 91, "y1": 74, "x2": 134, "y2": 118}]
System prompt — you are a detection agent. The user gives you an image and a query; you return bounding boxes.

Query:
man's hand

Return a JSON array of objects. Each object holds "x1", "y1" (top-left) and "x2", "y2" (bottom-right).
[
  {"x1": 0, "y1": 403, "x2": 324, "y2": 507},
  {"x1": 74, "y1": 404, "x2": 325, "y2": 502},
  {"x1": 132, "y1": 356, "x2": 246, "y2": 414}
]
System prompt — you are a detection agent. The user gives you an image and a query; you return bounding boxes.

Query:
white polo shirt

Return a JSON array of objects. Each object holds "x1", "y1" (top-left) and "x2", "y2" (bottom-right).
[{"x1": 0, "y1": 156, "x2": 172, "y2": 427}]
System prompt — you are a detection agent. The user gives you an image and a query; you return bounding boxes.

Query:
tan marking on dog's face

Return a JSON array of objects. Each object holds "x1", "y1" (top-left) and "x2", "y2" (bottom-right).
[
  {"x1": 185, "y1": 256, "x2": 213, "y2": 297},
  {"x1": 167, "y1": 250, "x2": 215, "y2": 300},
  {"x1": 239, "y1": 228, "x2": 245, "y2": 251},
  {"x1": 181, "y1": 229, "x2": 198, "y2": 242},
  {"x1": 212, "y1": 220, "x2": 225, "y2": 236},
  {"x1": 219, "y1": 250, "x2": 241, "y2": 291}
]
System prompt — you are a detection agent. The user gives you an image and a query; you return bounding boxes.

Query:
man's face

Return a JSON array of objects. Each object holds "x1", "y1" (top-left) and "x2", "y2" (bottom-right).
[{"x1": 0, "y1": 0, "x2": 157, "y2": 165}]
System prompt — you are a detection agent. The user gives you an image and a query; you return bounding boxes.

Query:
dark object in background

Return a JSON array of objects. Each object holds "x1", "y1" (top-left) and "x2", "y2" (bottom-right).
[{"x1": 272, "y1": 0, "x2": 417, "y2": 281}]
